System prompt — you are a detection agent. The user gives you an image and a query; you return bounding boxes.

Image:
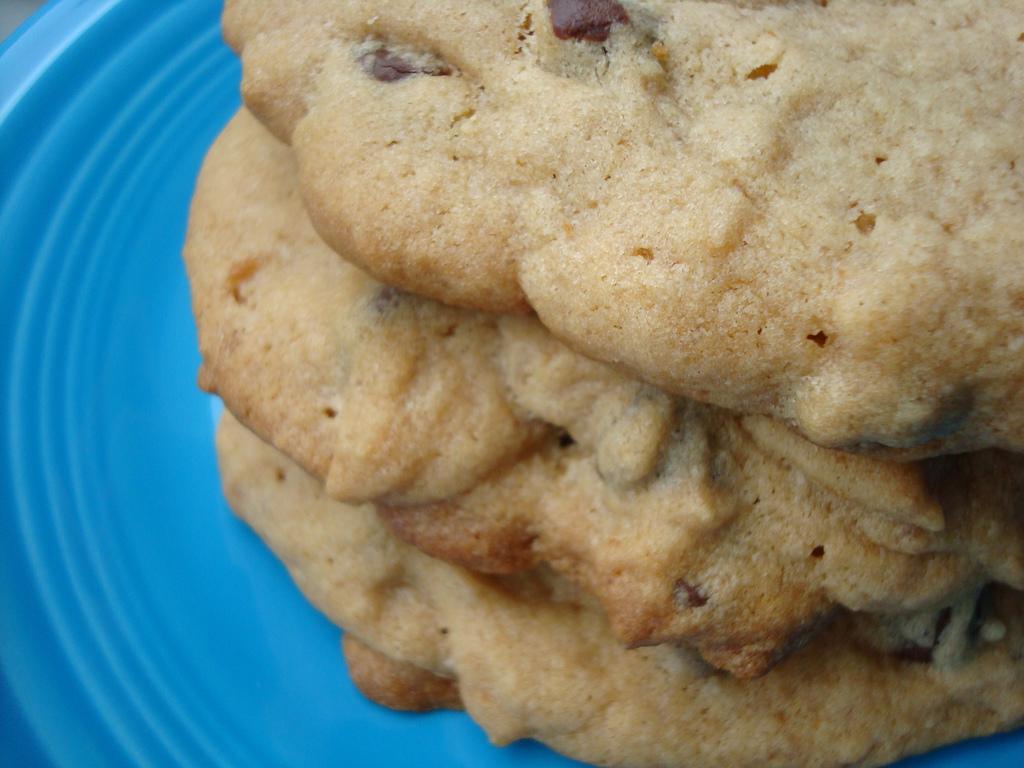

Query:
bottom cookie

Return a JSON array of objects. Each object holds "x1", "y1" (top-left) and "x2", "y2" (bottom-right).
[{"x1": 216, "y1": 413, "x2": 1024, "y2": 768}]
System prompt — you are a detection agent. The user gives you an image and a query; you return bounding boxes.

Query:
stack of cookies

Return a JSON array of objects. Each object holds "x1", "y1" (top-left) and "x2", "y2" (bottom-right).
[{"x1": 184, "y1": 2, "x2": 1024, "y2": 765}]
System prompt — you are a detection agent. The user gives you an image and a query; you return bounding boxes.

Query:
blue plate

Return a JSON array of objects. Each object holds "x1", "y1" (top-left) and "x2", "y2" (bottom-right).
[{"x1": 0, "y1": 2, "x2": 1021, "y2": 766}]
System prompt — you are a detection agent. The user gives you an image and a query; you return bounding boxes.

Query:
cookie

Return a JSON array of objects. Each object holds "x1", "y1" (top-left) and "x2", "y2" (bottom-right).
[
  {"x1": 223, "y1": 0, "x2": 1024, "y2": 454},
  {"x1": 188, "y1": 112, "x2": 1024, "y2": 676},
  {"x1": 382, "y1": 356, "x2": 1024, "y2": 675},
  {"x1": 216, "y1": 413, "x2": 1024, "y2": 768},
  {"x1": 340, "y1": 585, "x2": 1002, "y2": 713},
  {"x1": 184, "y1": 110, "x2": 544, "y2": 505}
]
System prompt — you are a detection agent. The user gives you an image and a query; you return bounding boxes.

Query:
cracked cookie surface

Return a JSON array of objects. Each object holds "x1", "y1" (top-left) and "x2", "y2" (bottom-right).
[{"x1": 381, "y1": 375, "x2": 1024, "y2": 676}]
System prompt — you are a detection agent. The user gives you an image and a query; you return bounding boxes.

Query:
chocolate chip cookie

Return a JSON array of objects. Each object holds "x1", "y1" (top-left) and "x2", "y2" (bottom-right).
[
  {"x1": 217, "y1": 412, "x2": 1024, "y2": 768},
  {"x1": 224, "y1": 0, "x2": 1024, "y2": 454},
  {"x1": 187, "y1": 113, "x2": 1024, "y2": 676}
]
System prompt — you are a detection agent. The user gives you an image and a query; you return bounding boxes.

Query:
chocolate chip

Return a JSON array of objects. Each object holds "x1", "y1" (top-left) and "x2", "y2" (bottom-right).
[
  {"x1": 372, "y1": 285, "x2": 404, "y2": 312},
  {"x1": 548, "y1": 0, "x2": 629, "y2": 43},
  {"x1": 934, "y1": 606, "x2": 952, "y2": 641},
  {"x1": 557, "y1": 432, "x2": 576, "y2": 448},
  {"x1": 967, "y1": 586, "x2": 992, "y2": 642},
  {"x1": 893, "y1": 644, "x2": 933, "y2": 664},
  {"x1": 810, "y1": 545, "x2": 825, "y2": 558},
  {"x1": 362, "y1": 48, "x2": 452, "y2": 83},
  {"x1": 673, "y1": 579, "x2": 708, "y2": 608}
]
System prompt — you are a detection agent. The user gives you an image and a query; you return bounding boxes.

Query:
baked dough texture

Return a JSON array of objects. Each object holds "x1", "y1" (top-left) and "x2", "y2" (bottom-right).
[
  {"x1": 216, "y1": 413, "x2": 1024, "y2": 768},
  {"x1": 223, "y1": 0, "x2": 1024, "y2": 454},
  {"x1": 184, "y1": 111, "x2": 544, "y2": 506},
  {"x1": 186, "y1": 112, "x2": 1024, "y2": 676}
]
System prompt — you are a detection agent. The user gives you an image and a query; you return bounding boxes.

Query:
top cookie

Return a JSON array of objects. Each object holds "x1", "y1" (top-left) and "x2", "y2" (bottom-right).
[{"x1": 224, "y1": 0, "x2": 1024, "y2": 454}]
